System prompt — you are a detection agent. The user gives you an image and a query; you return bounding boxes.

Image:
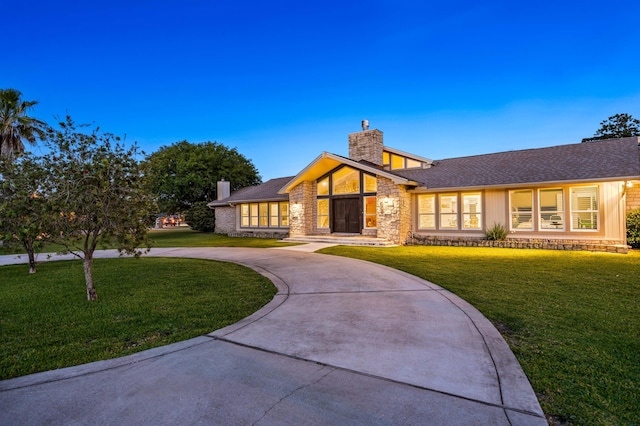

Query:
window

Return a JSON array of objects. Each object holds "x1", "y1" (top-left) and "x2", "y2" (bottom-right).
[
  {"x1": 241, "y1": 204, "x2": 249, "y2": 227},
  {"x1": 539, "y1": 189, "x2": 564, "y2": 230},
  {"x1": 280, "y1": 202, "x2": 289, "y2": 227},
  {"x1": 418, "y1": 194, "x2": 436, "y2": 229},
  {"x1": 510, "y1": 190, "x2": 533, "y2": 230},
  {"x1": 240, "y1": 202, "x2": 289, "y2": 228},
  {"x1": 270, "y1": 202, "x2": 279, "y2": 227},
  {"x1": 250, "y1": 204, "x2": 259, "y2": 227},
  {"x1": 462, "y1": 193, "x2": 482, "y2": 229},
  {"x1": 259, "y1": 203, "x2": 269, "y2": 227},
  {"x1": 406, "y1": 158, "x2": 422, "y2": 168},
  {"x1": 332, "y1": 167, "x2": 360, "y2": 194},
  {"x1": 571, "y1": 186, "x2": 598, "y2": 230},
  {"x1": 391, "y1": 154, "x2": 404, "y2": 170},
  {"x1": 364, "y1": 174, "x2": 377, "y2": 193},
  {"x1": 383, "y1": 152, "x2": 390, "y2": 167},
  {"x1": 440, "y1": 194, "x2": 458, "y2": 229},
  {"x1": 364, "y1": 196, "x2": 377, "y2": 228},
  {"x1": 317, "y1": 199, "x2": 329, "y2": 228},
  {"x1": 318, "y1": 177, "x2": 329, "y2": 195}
]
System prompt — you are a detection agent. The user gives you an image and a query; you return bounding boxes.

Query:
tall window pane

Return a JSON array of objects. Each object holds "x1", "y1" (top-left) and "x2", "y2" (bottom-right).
[
  {"x1": 440, "y1": 194, "x2": 458, "y2": 229},
  {"x1": 364, "y1": 174, "x2": 377, "y2": 193},
  {"x1": 510, "y1": 190, "x2": 533, "y2": 230},
  {"x1": 571, "y1": 186, "x2": 598, "y2": 230},
  {"x1": 280, "y1": 202, "x2": 289, "y2": 227},
  {"x1": 259, "y1": 203, "x2": 269, "y2": 227},
  {"x1": 241, "y1": 204, "x2": 249, "y2": 227},
  {"x1": 270, "y1": 202, "x2": 279, "y2": 227},
  {"x1": 462, "y1": 193, "x2": 482, "y2": 229},
  {"x1": 317, "y1": 199, "x2": 329, "y2": 228},
  {"x1": 418, "y1": 194, "x2": 436, "y2": 229},
  {"x1": 540, "y1": 189, "x2": 564, "y2": 230},
  {"x1": 332, "y1": 167, "x2": 360, "y2": 194},
  {"x1": 250, "y1": 204, "x2": 259, "y2": 227},
  {"x1": 364, "y1": 196, "x2": 377, "y2": 228},
  {"x1": 391, "y1": 154, "x2": 404, "y2": 170},
  {"x1": 318, "y1": 177, "x2": 329, "y2": 195}
]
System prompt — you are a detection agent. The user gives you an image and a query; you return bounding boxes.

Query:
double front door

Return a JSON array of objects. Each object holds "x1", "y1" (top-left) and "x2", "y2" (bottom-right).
[{"x1": 332, "y1": 197, "x2": 361, "y2": 233}]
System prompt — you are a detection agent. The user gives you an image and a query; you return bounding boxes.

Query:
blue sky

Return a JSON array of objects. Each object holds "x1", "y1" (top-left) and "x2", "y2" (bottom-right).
[{"x1": 5, "y1": 0, "x2": 640, "y2": 181}]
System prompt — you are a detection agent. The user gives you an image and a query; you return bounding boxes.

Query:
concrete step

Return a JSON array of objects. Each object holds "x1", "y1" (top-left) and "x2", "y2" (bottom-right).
[{"x1": 282, "y1": 235, "x2": 396, "y2": 247}]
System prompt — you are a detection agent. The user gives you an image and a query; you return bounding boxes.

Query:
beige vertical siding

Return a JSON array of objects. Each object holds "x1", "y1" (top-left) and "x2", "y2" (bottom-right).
[
  {"x1": 602, "y1": 181, "x2": 625, "y2": 241},
  {"x1": 484, "y1": 189, "x2": 507, "y2": 229}
]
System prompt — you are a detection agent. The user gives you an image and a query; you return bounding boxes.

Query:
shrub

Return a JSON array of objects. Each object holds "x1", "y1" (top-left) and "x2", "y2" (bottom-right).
[
  {"x1": 627, "y1": 208, "x2": 640, "y2": 248},
  {"x1": 185, "y1": 202, "x2": 215, "y2": 232},
  {"x1": 485, "y1": 222, "x2": 507, "y2": 241}
]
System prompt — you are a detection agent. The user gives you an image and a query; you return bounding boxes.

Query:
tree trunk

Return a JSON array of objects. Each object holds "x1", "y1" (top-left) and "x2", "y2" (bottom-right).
[
  {"x1": 28, "y1": 250, "x2": 36, "y2": 274},
  {"x1": 84, "y1": 255, "x2": 98, "y2": 301}
]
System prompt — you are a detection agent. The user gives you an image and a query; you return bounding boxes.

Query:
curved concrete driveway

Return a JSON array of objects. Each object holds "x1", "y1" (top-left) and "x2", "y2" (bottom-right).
[{"x1": 0, "y1": 247, "x2": 545, "y2": 425}]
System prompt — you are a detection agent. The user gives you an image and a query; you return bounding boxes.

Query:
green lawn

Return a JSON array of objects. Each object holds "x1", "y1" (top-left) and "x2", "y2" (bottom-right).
[
  {"x1": 318, "y1": 245, "x2": 640, "y2": 426},
  {"x1": 1, "y1": 257, "x2": 276, "y2": 380}
]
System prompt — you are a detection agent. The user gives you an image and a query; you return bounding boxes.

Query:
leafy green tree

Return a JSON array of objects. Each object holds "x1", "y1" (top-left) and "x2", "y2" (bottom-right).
[
  {"x1": 582, "y1": 113, "x2": 640, "y2": 142},
  {"x1": 185, "y1": 201, "x2": 216, "y2": 232},
  {"x1": 43, "y1": 116, "x2": 156, "y2": 300},
  {"x1": 145, "y1": 141, "x2": 261, "y2": 213},
  {"x1": 0, "y1": 88, "x2": 46, "y2": 161},
  {"x1": 0, "y1": 155, "x2": 51, "y2": 273}
]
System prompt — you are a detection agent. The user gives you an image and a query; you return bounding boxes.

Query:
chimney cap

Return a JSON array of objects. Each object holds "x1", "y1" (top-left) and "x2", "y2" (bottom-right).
[{"x1": 361, "y1": 119, "x2": 369, "y2": 131}]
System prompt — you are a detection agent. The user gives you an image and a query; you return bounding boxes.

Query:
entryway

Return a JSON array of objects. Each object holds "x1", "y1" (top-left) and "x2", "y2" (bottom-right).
[{"x1": 331, "y1": 197, "x2": 361, "y2": 233}]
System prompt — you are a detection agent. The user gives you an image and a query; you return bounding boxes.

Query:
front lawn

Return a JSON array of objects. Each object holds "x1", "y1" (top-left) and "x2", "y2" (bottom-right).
[
  {"x1": 318, "y1": 245, "x2": 640, "y2": 426},
  {"x1": 0, "y1": 257, "x2": 276, "y2": 380}
]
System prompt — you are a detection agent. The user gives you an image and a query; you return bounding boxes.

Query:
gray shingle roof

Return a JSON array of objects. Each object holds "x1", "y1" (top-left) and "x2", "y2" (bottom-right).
[
  {"x1": 393, "y1": 138, "x2": 640, "y2": 189},
  {"x1": 208, "y1": 176, "x2": 293, "y2": 207}
]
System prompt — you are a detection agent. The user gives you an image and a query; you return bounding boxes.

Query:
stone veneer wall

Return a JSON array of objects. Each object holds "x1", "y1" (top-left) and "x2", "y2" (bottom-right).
[
  {"x1": 376, "y1": 176, "x2": 411, "y2": 244},
  {"x1": 289, "y1": 181, "x2": 315, "y2": 236},
  {"x1": 214, "y1": 206, "x2": 236, "y2": 234},
  {"x1": 408, "y1": 234, "x2": 629, "y2": 254},
  {"x1": 348, "y1": 129, "x2": 384, "y2": 166},
  {"x1": 627, "y1": 186, "x2": 640, "y2": 212}
]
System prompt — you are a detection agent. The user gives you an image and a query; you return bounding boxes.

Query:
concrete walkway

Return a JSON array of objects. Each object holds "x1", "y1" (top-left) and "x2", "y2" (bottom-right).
[{"x1": 0, "y1": 247, "x2": 546, "y2": 425}]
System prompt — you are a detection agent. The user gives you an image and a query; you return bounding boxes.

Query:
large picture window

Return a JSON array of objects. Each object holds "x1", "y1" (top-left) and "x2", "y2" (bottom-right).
[
  {"x1": 462, "y1": 193, "x2": 482, "y2": 229},
  {"x1": 240, "y1": 201, "x2": 289, "y2": 228},
  {"x1": 571, "y1": 187, "x2": 598, "y2": 230},
  {"x1": 539, "y1": 189, "x2": 564, "y2": 230},
  {"x1": 418, "y1": 194, "x2": 436, "y2": 229},
  {"x1": 510, "y1": 190, "x2": 533, "y2": 230},
  {"x1": 332, "y1": 167, "x2": 360, "y2": 194}
]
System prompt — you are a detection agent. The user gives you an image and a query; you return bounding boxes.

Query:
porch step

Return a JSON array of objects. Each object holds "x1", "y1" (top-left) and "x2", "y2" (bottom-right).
[{"x1": 282, "y1": 235, "x2": 396, "y2": 247}]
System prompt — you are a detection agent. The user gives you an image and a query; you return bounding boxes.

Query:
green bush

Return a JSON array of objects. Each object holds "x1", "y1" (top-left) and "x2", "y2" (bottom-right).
[
  {"x1": 485, "y1": 222, "x2": 507, "y2": 241},
  {"x1": 185, "y1": 201, "x2": 215, "y2": 232},
  {"x1": 627, "y1": 208, "x2": 640, "y2": 248}
]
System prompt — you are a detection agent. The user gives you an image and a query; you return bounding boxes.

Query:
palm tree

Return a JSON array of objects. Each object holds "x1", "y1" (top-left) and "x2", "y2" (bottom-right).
[{"x1": 0, "y1": 88, "x2": 47, "y2": 161}]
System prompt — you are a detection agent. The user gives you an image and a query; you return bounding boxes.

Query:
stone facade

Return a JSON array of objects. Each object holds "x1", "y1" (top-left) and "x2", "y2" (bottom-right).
[
  {"x1": 289, "y1": 181, "x2": 315, "y2": 236},
  {"x1": 348, "y1": 129, "x2": 384, "y2": 166},
  {"x1": 627, "y1": 185, "x2": 640, "y2": 212},
  {"x1": 408, "y1": 234, "x2": 629, "y2": 254},
  {"x1": 214, "y1": 206, "x2": 236, "y2": 234},
  {"x1": 376, "y1": 176, "x2": 411, "y2": 244}
]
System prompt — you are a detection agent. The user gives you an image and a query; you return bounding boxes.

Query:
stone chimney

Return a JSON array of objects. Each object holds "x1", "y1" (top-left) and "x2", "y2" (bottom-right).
[
  {"x1": 217, "y1": 180, "x2": 230, "y2": 200},
  {"x1": 348, "y1": 120, "x2": 384, "y2": 166}
]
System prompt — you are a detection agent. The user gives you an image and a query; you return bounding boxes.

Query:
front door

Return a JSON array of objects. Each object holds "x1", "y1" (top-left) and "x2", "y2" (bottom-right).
[{"x1": 332, "y1": 197, "x2": 361, "y2": 233}]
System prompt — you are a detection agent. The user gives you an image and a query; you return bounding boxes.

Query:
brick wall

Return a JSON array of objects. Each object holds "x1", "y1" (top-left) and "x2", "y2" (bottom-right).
[{"x1": 214, "y1": 206, "x2": 236, "y2": 234}]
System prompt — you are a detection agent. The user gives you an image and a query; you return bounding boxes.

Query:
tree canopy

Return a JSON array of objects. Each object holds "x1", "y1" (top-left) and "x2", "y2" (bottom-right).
[
  {"x1": 0, "y1": 155, "x2": 51, "y2": 273},
  {"x1": 0, "y1": 88, "x2": 46, "y2": 161},
  {"x1": 582, "y1": 113, "x2": 640, "y2": 142},
  {"x1": 145, "y1": 140, "x2": 261, "y2": 213},
  {"x1": 43, "y1": 116, "x2": 156, "y2": 300}
]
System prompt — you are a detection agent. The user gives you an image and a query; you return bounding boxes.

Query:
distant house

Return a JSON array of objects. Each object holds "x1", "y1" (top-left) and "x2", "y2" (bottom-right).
[{"x1": 208, "y1": 123, "x2": 640, "y2": 252}]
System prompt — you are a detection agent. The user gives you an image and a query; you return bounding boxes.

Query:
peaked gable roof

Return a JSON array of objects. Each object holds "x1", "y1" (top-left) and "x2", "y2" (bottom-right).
[
  {"x1": 207, "y1": 176, "x2": 293, "y2": 207},
  {"x1": 394, "y1": 137, "x2": 640, "y2": 190}
]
